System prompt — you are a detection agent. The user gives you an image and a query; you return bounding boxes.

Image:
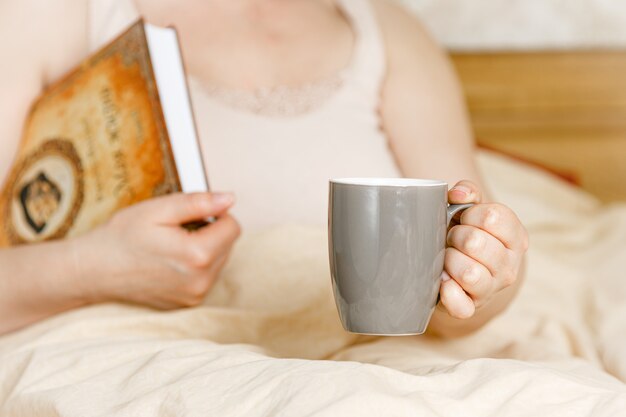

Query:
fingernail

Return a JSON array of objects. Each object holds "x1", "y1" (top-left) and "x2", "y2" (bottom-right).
[
  {"x1": 211, "y1": 192, "x2": 234, "y2": 207},
  {"x1": 441, "y1": 270, "x2": 452, "y2": 282},
  {"x1": 451, "y1": 185, "x2": 472, "y2": 196}
]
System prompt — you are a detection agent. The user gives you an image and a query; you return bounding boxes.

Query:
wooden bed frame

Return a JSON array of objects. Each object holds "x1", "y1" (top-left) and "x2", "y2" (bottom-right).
[{"x1": 451, "y1": 51, "x2": 626, "y2": 202}]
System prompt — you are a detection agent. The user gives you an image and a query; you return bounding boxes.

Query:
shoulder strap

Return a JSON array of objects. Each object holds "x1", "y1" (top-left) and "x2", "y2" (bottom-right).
[{"x1": 337, "y1": 0, "x2": 387, "y2": 97}]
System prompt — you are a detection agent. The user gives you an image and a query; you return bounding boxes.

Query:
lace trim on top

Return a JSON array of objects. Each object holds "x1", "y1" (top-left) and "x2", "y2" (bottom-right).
[{"x1": 199, "y1": 71, "x2": 346, "y2": 118}]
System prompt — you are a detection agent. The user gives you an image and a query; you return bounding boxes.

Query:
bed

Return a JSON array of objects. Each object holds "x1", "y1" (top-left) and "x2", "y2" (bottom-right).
[
  {"x1": 1, "y1": 52, "x2": 626, "y2": 416},
  {"x1": 451, "y1": 51, "x2": 626, "y2": 202}
]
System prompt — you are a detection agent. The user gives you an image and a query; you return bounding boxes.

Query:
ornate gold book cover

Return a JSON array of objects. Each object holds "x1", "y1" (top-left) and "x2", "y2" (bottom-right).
[{"x1": 0, "y1": 20, "x2": 182, "y2": 247}]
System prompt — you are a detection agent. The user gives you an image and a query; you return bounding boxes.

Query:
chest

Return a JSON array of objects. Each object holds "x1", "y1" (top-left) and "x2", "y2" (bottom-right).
[{"x1": 134, "y1": 0, "x2": 354, "y2": 90}]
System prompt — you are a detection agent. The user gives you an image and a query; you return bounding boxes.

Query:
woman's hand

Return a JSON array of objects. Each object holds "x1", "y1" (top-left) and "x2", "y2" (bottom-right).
[
  {"x1": 433, "y1": 180, "x2": 529, "y2": 333},
  {"x1": 74, "y1": 192, "x2": 240, "y2": 309}
]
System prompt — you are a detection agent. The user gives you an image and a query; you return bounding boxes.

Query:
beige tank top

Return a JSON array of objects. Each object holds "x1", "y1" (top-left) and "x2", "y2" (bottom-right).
[{"x1": 88, "y1": 0, "x2": 402, "y2": 233}]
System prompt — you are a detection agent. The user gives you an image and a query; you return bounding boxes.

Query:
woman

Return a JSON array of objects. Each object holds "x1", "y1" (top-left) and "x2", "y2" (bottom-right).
[{"x1": 0, "y1": 0, "x2": 528, "y2": 338}]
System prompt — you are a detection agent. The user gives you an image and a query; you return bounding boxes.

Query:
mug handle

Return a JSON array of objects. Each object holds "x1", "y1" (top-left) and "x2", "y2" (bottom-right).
[{"x1": 447, "y1": 203, "x2": 474, "y2": 226}]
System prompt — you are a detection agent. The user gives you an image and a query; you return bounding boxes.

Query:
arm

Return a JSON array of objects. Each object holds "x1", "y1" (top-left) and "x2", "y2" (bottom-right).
[
  {"x1": 373, "y1": 0, "x2": 527, "y2": 338},
  {"x1": 0, "y1": 0, "x2": 88, "y2": 181},
  {"x1": 0, "y1": 193, "x2": 240, "y2": 335},
  {"x1": 0, "y1": 0, "x2": 89, "y2": 334},
  {"x1": 0, "y1": 239, "x2": 88, "y2": 334},
  {"x1": 0, "y1": 4, "x2": 241, "y2": 336}
]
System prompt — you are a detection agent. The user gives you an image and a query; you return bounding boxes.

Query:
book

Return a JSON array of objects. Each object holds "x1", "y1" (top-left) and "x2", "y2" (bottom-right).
[{"x1": 0, "y1": 19, "x2": 208, "y2": 247}]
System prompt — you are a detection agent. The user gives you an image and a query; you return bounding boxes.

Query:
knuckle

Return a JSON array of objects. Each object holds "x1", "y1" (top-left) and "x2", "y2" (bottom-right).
[
  {"x1": 500, "y1": 266, "x2": 517, "y2": 287},
  {"x1": 482, "y1": 204, "x2": 501, "y2": 227},
  {"x1": 462, "y1": 264, "x2": 482, "y2": 286},
  {"x1": 463, "y1": 228, "x2": 485, "y2": 252},
  {"x1": 182, "y1": 277, "x2": 212, "y2": 305},
  {"x1": 185, "y1": 246, "x2": 215, "y2": 269}
]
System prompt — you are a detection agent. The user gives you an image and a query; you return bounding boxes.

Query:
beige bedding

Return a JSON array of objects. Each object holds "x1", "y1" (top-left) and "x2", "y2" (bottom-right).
[{"x1": 1, "y1": 150, "x2": 625, "y2": 416}]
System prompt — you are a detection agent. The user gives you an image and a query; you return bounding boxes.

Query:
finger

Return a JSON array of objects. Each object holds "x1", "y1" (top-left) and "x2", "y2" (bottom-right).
[
  {"x1": 444, "y1": 247, "x2": 494, "y2": 305},
  {"x1": 448, "y1": 180, "x2": 483, "y2": 204},
  {"x1": 178, "y1": 214, "x2": 241, "y2": 269},
  {"x1": 460, "y1": 203, "x2": 529, "y2": 251},
  {"x1": 439, "y1": 272, "x2": 475, "y2": 319},
  {"x1": 180, "y1": 252, "x2": 230, "y2": 306},
  {"x1": 192, "y1": 213, "x2": 241, "y2": 248},
  {"x1": 203, "y1": 250, "x2": 231, "y2": 285},
  {"x1": 138, "y1": 192, "x2": 235, "y2": 225},
  {"x1": 447, "y1": 224, "x2": 510, "y2": 277}
]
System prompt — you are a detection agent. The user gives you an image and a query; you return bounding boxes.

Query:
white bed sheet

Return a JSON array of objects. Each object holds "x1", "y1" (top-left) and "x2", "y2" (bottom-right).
[{"x1": 1, "y1": 150, "x2": 625, "y2": 416}]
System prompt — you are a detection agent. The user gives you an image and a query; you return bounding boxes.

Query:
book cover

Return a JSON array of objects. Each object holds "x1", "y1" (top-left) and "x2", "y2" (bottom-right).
[{"x1": 0, "y1": 20, "x2": 184, "y2": 247}]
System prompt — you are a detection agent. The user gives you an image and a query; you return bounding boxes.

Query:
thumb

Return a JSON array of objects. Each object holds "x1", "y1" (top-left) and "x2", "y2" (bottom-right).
[
  {"x1": 139, "y1": 192, "x2": 235, "y2": 225},
  {"x1": 448, "y1": 180, "x2": 482, "y2": 204}
]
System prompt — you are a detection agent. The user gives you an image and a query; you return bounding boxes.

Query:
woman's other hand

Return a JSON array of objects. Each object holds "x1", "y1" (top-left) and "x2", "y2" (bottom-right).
[
  {"x1": 75, "y1": 192, "x2": 240, "y2": 309},
  {"x1": 435, "y1": 180, "x2": 528, "y2": 329}
]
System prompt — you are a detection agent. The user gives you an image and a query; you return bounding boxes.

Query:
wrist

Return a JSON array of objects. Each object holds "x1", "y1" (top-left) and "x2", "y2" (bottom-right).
[{"x1": 66, "y1": 232, "x2": 108, "y2": 305}]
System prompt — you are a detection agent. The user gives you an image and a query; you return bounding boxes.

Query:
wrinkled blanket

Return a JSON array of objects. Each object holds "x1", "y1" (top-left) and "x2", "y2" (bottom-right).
[{"x1": 1, "y1": 150, "x2": 625, "y2": 416}]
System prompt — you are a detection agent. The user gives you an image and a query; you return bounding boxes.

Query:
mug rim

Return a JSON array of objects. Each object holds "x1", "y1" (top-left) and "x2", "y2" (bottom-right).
[{"x1": 330, "y1": 177, "x2": 447, "y2": 187}]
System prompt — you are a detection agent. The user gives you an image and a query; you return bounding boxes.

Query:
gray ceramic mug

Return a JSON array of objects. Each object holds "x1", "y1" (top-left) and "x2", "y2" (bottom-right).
[{"x1": 328, "y1": 178, "x2": 473, "y2": 336}]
